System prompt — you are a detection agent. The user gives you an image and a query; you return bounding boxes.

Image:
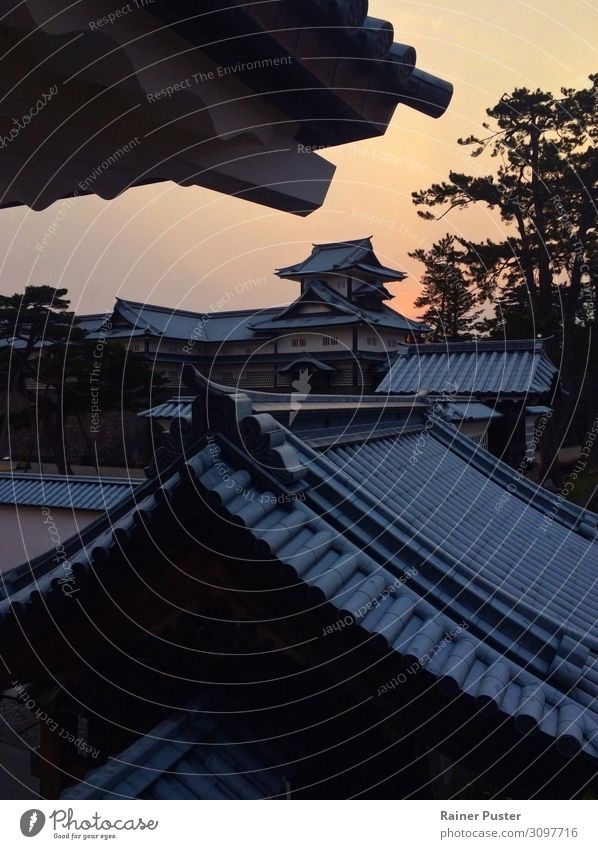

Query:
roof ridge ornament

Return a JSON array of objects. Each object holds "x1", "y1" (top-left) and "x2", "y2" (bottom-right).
[
  {"x1": 145, "y1": 365, "x2": 247, "y2": 478},
  {"x1": 240, "y1": 414, "x2": 306, "y2": 485},
  {"x1": 145, "y1": 365, "x2": 306, "y2": 485}
]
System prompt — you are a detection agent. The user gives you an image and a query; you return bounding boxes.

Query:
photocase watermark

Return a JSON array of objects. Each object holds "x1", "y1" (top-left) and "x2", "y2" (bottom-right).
[
  {"x1": 89, "y1": 0, "x2": 155, "y2": 30},
  {"x1": 322, "y1": 567, "x2": 420, "y2": 637},
  {"x1": 47, "y1": 809, "x2": 158, "y2": 834},
  {"x1": 20, "y1": 809, "x2": 46, "y2": 837},
  {"x1": 0, "y1": 85, "x2": 58, "y2": 151},
  {"x1": 376, "y1": 621, "x2": 469, "y2": 696},
  {"x1": 89, "y1": 313, "x2": 113, "y2": 435},
  {"x1": 40, "y1": 506, "x2": 79, "y2": 598},
  {"x1": 11, "y1": 681, "x2": 99, "y2": 759},
  {"x1": 146, "y1": 57, "x2": 293, "y2": 101}
]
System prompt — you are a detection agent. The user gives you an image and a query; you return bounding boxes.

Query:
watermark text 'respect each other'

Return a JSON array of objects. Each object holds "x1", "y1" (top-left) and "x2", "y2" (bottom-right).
[
  {"x1": 89, "y1": 0, "x2": 155, "y2": 30},
  {"x1": 11, "y1": 680, "x2": 99, "y2": 759}
]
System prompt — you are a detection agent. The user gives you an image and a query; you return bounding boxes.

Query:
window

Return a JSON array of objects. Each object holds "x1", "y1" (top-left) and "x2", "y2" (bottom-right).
[
  {"x1": 331, "y1": 368, "x2": 353, "y2": 386},
  {"x1": 322, "y1": 336, "x2": 339, "y2": 347},
  {"x1": 366, "y1": 336, "x2": 378, "y2": 346},
  {"x1": 291, "y1": 338, "x2": 307, "y2": 348}
]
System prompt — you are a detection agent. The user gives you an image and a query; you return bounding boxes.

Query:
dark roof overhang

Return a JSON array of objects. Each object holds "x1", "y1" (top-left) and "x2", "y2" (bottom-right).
[
  {"x1": 2, "y1": 365, "x2": 598, "y2": 774},
  {"x1": 0, "y1": 2, "x2": 452, "y2": 215}
]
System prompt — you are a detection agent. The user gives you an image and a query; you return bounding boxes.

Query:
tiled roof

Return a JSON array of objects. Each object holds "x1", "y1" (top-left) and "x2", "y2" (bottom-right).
[
  {"x1": 62, "y1": 696, "x2": 285, "y2": 800},
  {"x1": 3, "y1": 376, "x2": 598, "y2": 764},
  {"x1": 87, "y1": 299, "x2": 281, "y2": 344},
  {"x1": 250, "y1": 281, "x2": 425, "y2": 333},
  {"x1": 139, "y1": 397, "x2": 195, "y2": 420},
  {"x1": 440, "y1": 401, "x2": 502, "y2": 422},
  {"x1": 93, "y1": 289, "x2": 427, "y2": 344},
  {"x1": 195, "y1": 431, "x2": 595, "y2": 756},
  {"x1": 137, "y1": 395, "x2": 193, "y2": 419},
  {"x1": 311, "y1": 425, "x2": 598, "y2": 643},
  {"x1": 526, "y1": 405, "x2": 552, "y2": 415},
  {"x1": 0, "y1": 473, "x2": 140, "y2": 512},
  {"x1": 276, "y1": 237, "x2": 406, "y2": 281},
  {"x1": 138, "y1": 391, "x2": 421, "y2": 422},
  {"x1": 377, "y1": 340, "x2": 558, "y2": 396},
  {"x1": 75, "y1": 314, "x2": 109, "y2": 335}
]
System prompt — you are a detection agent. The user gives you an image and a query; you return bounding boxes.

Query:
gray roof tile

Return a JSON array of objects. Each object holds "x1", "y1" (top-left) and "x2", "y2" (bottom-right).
[
  {"x1": 61, "y1": 697, "x2": 286, "y2": 800},
  {"x1": 0, "y1": 473, "x2": 140, "y2": 511},
  {"x1": 3, "y1": 378, "x2": 598, "y2": 770},
  {"x1": 250, "y1": 280, "x2": 425, "y2": 333},
  {"x1": 378, "y1": 340, "x2": 558, "y2": 396}
]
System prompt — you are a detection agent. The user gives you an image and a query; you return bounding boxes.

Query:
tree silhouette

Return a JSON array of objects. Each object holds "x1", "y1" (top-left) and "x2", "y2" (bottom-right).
[{"x1": 411, "y1": 236, "x2": 482, "y2": 340}]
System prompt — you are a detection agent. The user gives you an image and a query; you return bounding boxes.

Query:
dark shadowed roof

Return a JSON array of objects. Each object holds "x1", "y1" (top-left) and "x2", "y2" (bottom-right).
[
  {"x1": 75, "y1": 314, "x2": 109, "y2": 335},
  {"x1": 276, "y1": 237, "x2": 407, "y2": 281},
  {"x1": 2, "y1": 5, "x2": 452, "y2": 214},
  {"x1": 62, "y1": 695, "x2": 286, "y2": 800},
  {"x1": 83, "y1": 288, "x2": 427, "y2": 343},
  {"x1": 377, "y1": 339, "x2": 558, "y2": 396},
  {"x1": 85, "y1": 299, "x2": 281, "y2": 344},
  {"x1": 3, "y1": 369, "x2": 598, "y2": 768}
]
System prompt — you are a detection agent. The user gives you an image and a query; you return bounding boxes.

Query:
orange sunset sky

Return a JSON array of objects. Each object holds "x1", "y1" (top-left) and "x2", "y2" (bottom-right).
[{"x1": 0, "y1": 0, "x2": 595, "y2": 320}]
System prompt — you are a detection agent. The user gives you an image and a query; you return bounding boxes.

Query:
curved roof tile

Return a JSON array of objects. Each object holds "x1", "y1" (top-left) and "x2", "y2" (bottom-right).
[
  {"x1": 2, "y1": 410, "x2": 597, "y2": 762},
  {"x1": 0, "y1": 473, "x2": 140, "y2": 512},
  {"x1": 378, "y1": 340, "x2": 558, "y2": 396}
]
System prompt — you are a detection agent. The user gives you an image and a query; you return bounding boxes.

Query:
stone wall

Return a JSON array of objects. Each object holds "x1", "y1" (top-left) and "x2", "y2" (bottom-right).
[{"x1": 6, "y1": 411, "x2": 150, "y2": 468}]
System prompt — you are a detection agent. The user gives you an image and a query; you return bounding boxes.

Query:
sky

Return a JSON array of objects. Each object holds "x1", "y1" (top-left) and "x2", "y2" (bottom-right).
[{"x1": 0, "y1": 0, "x2": 596, "y2": 320}]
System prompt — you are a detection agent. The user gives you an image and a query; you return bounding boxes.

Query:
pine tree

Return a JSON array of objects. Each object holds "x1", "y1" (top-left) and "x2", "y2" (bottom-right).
[
  {"x1": 0, "y1": 286, "x2": 80, "y2": 471},
  {"x1": 412, "y1": 77, "x2": 598, "y2": 338},
  {"x1": 411, "y1": 236, "x2": 482, "y2": 341}
]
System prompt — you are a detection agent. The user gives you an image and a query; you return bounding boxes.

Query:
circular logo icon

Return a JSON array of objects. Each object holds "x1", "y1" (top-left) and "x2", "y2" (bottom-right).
[{"x1": 20, "y1": 810, "x2": 46, "y2": 837}]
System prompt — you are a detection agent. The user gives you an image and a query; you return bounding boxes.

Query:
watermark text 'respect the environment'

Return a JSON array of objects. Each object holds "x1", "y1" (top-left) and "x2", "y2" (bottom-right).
[{"x1": 147, "y1": 57, "x2": 293, "y2": 101}]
